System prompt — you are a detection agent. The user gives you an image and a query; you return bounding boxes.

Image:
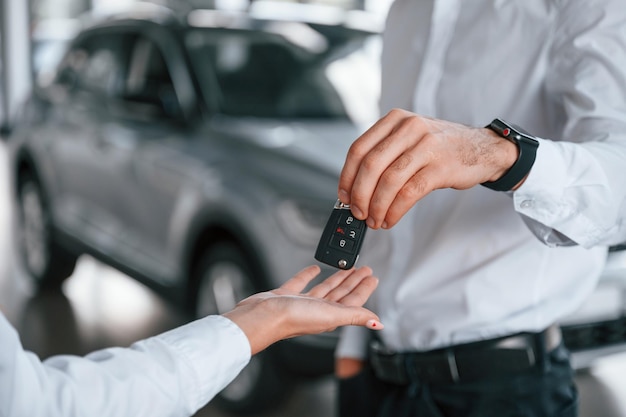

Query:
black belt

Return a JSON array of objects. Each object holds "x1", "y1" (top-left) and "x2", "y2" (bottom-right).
[{"x1": 370, "y1": 325, "x2": 562, "y2": 385}]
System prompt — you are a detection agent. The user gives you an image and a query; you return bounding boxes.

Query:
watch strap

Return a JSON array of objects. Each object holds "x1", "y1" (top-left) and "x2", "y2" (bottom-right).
[{"x1": 481, "y1": 119, "x2": 539, "y2": 192}]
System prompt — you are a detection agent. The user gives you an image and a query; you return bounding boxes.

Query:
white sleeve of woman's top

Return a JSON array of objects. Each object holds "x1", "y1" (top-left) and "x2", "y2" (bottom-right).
[
  {"x1": 513, "y1": 0, "x2": 626, "y2": 249},
  {"x1": 0, "y1": 312, "x2": 251, "y2": 417}
]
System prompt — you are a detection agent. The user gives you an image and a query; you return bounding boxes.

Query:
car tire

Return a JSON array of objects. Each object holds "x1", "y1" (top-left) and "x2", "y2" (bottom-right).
[
  {"x1": 191, "y1": 242, "x2": 292, "y2": 414},
  {"x1": 17, "y1": 172, "x2": 78, "y2": 290}
]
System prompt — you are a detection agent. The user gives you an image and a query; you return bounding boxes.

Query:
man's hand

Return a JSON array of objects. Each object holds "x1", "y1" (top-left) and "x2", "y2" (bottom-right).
[
  {"x1": 223, "y1": 265, "x2": 382, "y2": 355},
  {"x1": 338, "y1": 109, "x2": 519, "y2": 229},
  {"x1": 335, "y1": 357, "x2": 366, "y2": 379}
]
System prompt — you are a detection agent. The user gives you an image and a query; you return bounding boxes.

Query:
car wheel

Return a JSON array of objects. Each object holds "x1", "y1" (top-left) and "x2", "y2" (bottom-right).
[
  {"x1": 192, "y1": 242, "x2": 291, "y2": 414},
  {"x1": 17, "y1": 172, "x2": 78, "y2": 290}
]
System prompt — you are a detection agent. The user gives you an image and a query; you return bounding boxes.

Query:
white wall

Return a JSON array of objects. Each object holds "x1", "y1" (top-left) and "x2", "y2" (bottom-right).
[{"x1": 0, "y1": 0, "x2": 32, "y2": 131}]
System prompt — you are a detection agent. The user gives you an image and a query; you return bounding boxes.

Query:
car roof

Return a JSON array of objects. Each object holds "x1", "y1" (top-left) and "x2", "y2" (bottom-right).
[{"x1": 78, "y1": 1, "x2": 380, "y2": 45}]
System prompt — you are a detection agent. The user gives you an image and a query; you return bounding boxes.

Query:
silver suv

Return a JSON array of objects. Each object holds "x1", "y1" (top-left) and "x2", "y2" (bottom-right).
[{"x1": 9, "y1": 5, "x2": 378, "y2": 413}]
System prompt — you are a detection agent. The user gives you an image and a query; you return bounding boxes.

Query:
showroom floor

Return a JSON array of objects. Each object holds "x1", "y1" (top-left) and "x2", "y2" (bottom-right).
[{"x1": 0, "y1": 138, "x2": 625, "y2": 417}]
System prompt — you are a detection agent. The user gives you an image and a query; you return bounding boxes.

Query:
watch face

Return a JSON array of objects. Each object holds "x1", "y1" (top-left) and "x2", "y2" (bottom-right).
[
  {"x1": 510, "y1": 123, "x2": 533, "y2": 137},
  {"x1": 492, "y1": 119, "x2": 537, "y2": 144}
]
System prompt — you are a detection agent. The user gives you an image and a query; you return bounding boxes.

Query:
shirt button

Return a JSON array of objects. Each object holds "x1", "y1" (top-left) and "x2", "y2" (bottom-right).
[{"x1": 520, "y1": 200, "x2": 534, "y2": 209}]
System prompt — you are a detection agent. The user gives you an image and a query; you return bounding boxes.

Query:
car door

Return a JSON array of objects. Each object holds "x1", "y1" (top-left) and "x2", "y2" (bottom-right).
[
  {"x1": 43, "y1": 30, "x2": 139, "y2": 257},
  {"x1": 104, "y1": 28, "x2": 202, "y2": 285}
]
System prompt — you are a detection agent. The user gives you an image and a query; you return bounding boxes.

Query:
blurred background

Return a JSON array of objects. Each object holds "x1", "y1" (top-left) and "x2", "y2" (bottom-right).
[{"x1": 1, "y1": 1, "x2": 626, "y2": 416}]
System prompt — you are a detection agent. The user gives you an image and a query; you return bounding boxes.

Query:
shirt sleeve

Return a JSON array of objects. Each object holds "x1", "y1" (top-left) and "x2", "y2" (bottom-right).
[
  {"x1": 335, "y1": 325, "x2": 371, "y2": 360},
  {"x1": 0, "y1": 312, "x2": 251, "y2": 417},
  {"x1": 512, "y1": 0, "x2": 626, "y2": 249}
]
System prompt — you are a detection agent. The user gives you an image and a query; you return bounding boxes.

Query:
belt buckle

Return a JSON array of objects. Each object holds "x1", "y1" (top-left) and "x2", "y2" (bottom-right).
[
  {"x1": 370, "y1": 341, "x2": 410, "y2": 385},
  {"x1": 371, "y1": 340, "x2": 461, "y2": 385},
  {"x1": 370, "y1": 339, "x2": 394, "y2": 356},
  {"x1": 445, "y1": 350, "x2": 460, "y2": 383},
  {"x1": 406, "y1": 349, "x2": 460, "y2": 384}
]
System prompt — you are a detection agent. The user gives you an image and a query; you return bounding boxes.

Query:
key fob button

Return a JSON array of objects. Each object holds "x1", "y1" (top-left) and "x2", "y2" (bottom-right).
[
  {"x1": 330, "y1": 235, "x2": 355, "y2": 252},
  {"x1": 338, "y1": 211, "x2": 359, "y2": 227},
  {"x1": 334, "y1": 226, "x2": 361, "y2": 239},
  {"x1": 346, "y1": 228, "x2": 360, "y2": 240}
]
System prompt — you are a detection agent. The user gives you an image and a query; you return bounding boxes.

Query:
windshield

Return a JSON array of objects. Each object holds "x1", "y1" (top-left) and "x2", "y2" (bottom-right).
[{"x1": 186, "y1": 28, "x2": 369, "y2": 120}]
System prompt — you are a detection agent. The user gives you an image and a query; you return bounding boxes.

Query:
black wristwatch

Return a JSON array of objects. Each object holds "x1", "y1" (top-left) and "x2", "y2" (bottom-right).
[{"x1": 481, "y1": 118, "x2": 539, "y2": 192}]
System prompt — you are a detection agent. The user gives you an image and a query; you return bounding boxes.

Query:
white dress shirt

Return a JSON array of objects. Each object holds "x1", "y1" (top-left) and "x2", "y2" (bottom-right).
[
  {"x1": 0, "y1": 312, "x2": 250, "y2": 417},
  {"x1": 337, "y1": 0, "x2": 626, "y2": 358}
]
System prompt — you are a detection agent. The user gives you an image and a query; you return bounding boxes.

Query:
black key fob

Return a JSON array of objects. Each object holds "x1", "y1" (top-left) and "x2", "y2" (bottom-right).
[{"x1": 315, "y1": 199, "x2": 367, "y2": 270}]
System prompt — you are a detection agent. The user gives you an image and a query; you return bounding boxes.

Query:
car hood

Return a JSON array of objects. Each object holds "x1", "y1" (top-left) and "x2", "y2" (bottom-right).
[{"x1": 210, "y1": 116, "x2": 364, "y2": 176}]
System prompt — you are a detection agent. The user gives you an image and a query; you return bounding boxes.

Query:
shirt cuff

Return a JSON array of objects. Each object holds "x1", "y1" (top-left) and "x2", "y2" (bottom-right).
[
  {"x1": 157, "y1": 315, "x2": 251, "y2": 412},
  {"x1": 334, "y1": 325, "x2": 370, "y2": 360},
  {"x1": 513, "y1": 138, "x2": 594, "y2": 247}
]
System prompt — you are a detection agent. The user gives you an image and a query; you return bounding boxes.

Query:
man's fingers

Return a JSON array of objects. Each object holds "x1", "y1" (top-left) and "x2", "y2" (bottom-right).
[
  {"x1": 366, "y1": 137, "x2": 435, "y2": 228},
  {"x1": 382, "y1": 166, "x2": 437, "y2": 228},
  {"x1": 335, "y1": 357, "x2": 366, "y2": 379},
  {"x1": 339, "y1": 112, "x2": 482, "y2": 229},
  {"x1": 342, "y1": 111, "x2": 429, "y2": 223},
  {"x1": 338, "y1": 110, "x2": 407, "y2": 211},
  {"x1": 279, "y1": 265, "x2": 321, "y2": 293},
  {"x1": 338, "y1": 115, "x2": 395, "y2": 204}
]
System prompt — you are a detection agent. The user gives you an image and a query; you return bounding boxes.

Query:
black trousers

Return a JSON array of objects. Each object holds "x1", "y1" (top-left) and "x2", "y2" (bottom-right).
[{"x1": 337, "y1": 344, "x2": 578, "y2": 417}]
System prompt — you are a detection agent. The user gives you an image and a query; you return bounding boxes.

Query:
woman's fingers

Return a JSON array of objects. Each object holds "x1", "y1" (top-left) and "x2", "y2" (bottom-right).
[
  {"x1": 278, "y1": 265, "x2": 321, "y2": 293},
  {"x1": 306, "y1": 266, "x2": 373, "y2": 301},
  {"x1": 335, "y1": 275, "x2": 379, "y2": 307}
]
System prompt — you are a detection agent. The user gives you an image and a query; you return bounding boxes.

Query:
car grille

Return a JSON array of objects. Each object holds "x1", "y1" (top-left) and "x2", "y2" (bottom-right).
[{"x1": 561, "y1": 317, "x2": 626, "y2": 351}]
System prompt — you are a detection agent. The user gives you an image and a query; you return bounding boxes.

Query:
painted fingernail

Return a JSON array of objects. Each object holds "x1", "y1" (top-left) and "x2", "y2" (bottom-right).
[
  {"x1": 366, "y1": 320, "x2": 384, "y2": 330},
  {"x1": 338, "y1": 189, "x2": 349, "y2": 203}
]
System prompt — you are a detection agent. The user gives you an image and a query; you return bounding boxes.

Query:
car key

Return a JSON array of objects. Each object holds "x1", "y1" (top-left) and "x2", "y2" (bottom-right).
[{"x1": 315, "y1": 199, "x2": 367, "y2": 270}]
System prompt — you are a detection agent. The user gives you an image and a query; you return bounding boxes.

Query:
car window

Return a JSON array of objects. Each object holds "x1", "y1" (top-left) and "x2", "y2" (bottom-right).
[
  {"x1": 186, "y1": 29, "x2": 348, "y2": 119},
  {"x1": 53, "y1": 30, "x2": 182, "y2": 121},
  {"x1": 55, "y1": 32, "x2": 133, "y2": 99},
  {"x1": 124, "y1": 36, "x2": 182, "y2": 120}
]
